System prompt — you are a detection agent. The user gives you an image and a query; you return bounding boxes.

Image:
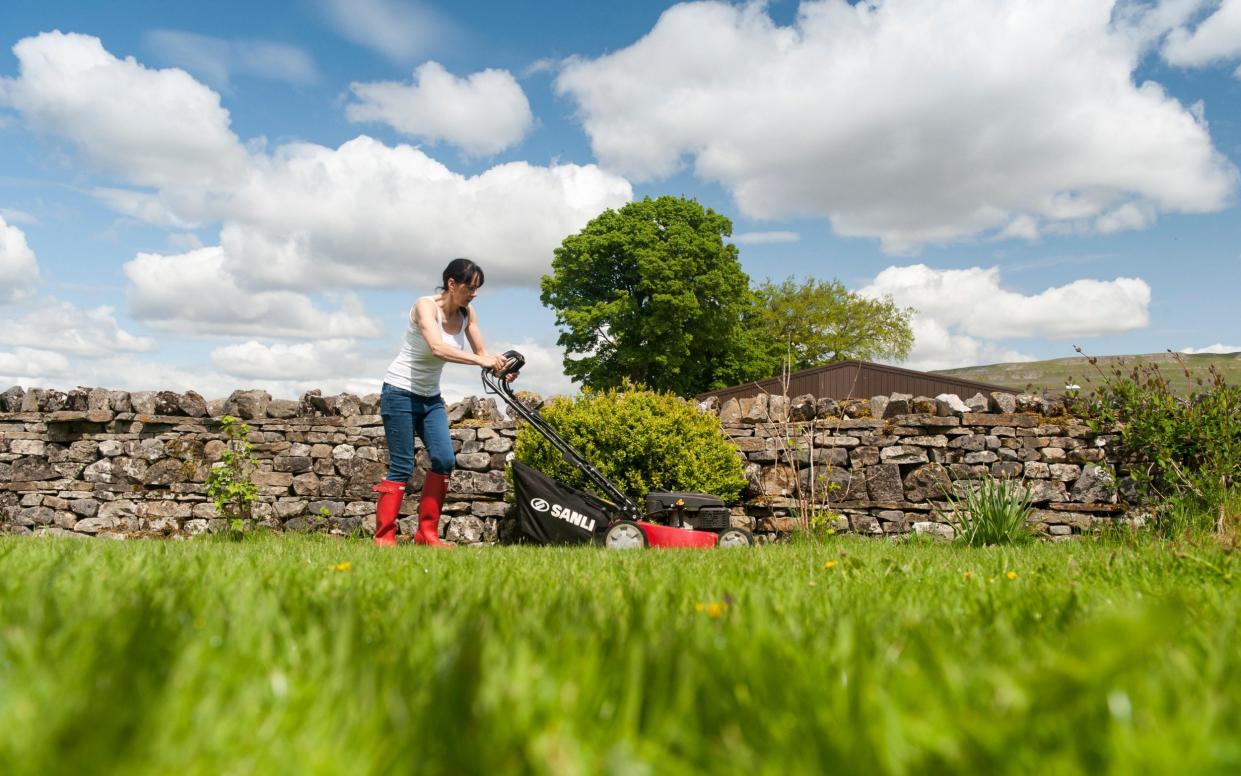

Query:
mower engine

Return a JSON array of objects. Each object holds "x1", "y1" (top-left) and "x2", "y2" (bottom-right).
[{"x1": 644, "y1": 491, "x2": 732, "y2": 533}]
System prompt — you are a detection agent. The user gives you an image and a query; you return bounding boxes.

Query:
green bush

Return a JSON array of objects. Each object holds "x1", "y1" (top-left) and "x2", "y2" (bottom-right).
[
  {"x1": 513, "y1": 382, "x2": 746, "y2": 503},
  {"x1": 1074, "y1": 352, "x2": 1240, "y2": 537},
  {"x1": 943, "y1": 475, "x2": 1034, "y2": 547}
]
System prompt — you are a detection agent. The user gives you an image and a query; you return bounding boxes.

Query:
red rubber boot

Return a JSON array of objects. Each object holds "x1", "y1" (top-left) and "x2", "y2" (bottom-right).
[
  {"x1": 371, "y1": 479, "x2": 405, "y2": 546},
  {"x1": 414, "y1": 471, "x2": 449, "y2": 547}
]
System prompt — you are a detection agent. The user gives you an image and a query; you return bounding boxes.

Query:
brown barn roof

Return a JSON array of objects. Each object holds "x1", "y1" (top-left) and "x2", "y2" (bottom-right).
[{"x1": 696, "y1": 360, "x2": 1012, "y2": 403}]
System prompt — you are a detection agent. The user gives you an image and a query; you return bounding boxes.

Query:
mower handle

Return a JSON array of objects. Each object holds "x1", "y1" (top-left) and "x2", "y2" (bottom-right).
[
  {"x1": 493, "y1": 349, "x2": 525, "y2": 381},
  {"x1": 479, "y1": 349, "x2": 641, "y2": 521}
]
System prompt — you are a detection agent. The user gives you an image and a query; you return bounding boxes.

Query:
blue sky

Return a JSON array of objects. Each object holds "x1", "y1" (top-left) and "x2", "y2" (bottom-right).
[{"x1": 1, "y1": 0, "x2": 1239, "y2": 401}]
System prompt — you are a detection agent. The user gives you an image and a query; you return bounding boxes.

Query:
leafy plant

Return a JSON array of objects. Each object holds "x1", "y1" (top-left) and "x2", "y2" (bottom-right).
[
  {"x1": 205, "y1": 415, "x2": 259, "y2": 535},
  {"x1": 513, "y1": 381, "x2": 745, "y2": 503},
  {"x1": 942, "y1": 475, "x2": 1034, "y2": 546},
  {"x1": 1074, "y1": 348, "x2": 1240, "y2": 538}
]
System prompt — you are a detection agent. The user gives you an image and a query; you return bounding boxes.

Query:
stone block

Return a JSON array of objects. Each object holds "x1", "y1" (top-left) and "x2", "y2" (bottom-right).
[
  {"x1": 267, "y1": 399, "x2": 299, "y2": 419},
  {"x1": 1022, "y1": 480, "x2": 1068, "y2": 503},
  {"x1": 224, "y1": 389, "x2": 272, "y2": 419},
  {"x1": 143, "y1": 458, "x2": 188, "y2": 486},
  {"x1": 74, "y1": 516, "x2": 117, "y2": 534},
  {"x1": 741, "y1": 393, "x2": 769, "y2": 424},
  {"x1": 879, "y1": 446, "x2": 928, "y2": 465},
  {"x1": 883, "y1": 393, "x2": 912, "y2": 418},
  {"x1": 10, "y1": 439, "x2": 45, "y2": 456},
  {"x1": 864, "y1": 464, "x2": 904, "y2": 502},
  {"x1": 1024, "y1": 461, "x2": 1050, "y2": 479},
  {"x1": 903, "y1": 463, "x2": 951, "y2": 503},
  {"x1": 935, "y1": 394, "x2": 970, "y2": 416},
  {"x1": 789, "y1": 394, "x2": 817, "y2": 421},
  {"x1": 851, "y1": 514, "x2": 882, "y2": 535},
  {"x1": 1049, "y1": 463, "x2": 1081, "y2": 482},
  {"x1": 456, "y1": 452, "x2": 492, "y2": 471},
  {"x1": 69, "y1": 498, "x2": 100, "y2": 517},
  {"x1": 912, "y1": 521, "x2": 955, "y2": 541},
  {"x1": 273, "y1": 456, "x2": 313, "y2": 474},
  {"x1": 12, "y1": 457, "x2": 58, "y2": 481},
  {"x1": 815, "y1": 397, "x2": 839, "y2": 418},
  {"x1": 291, "y1": 473, "x2": 320, "y2": 496},
  {"x1": 990, "y1": 461, "x2": 1023, "y2": 479},
  {"x1": 1071, "y1": 464, "x2": 1116, "y2": 503}
]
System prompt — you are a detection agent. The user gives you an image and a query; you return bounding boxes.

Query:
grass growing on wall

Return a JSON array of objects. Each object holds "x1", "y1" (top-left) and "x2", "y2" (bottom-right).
[{"x1": 0, "y1": 534, "x2": 1238, "y2": 774}]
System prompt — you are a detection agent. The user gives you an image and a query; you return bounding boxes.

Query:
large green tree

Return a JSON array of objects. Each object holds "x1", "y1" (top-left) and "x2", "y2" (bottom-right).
[
  {"x1": 756, "y1": 277, "x2": 914, "y2": 370},
  {"x1": 541, "y1": 196, "x2": 769, "y2": 396}
]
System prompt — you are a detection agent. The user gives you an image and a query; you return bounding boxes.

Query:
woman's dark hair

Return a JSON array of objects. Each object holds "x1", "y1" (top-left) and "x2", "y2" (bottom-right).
[{"x1": 440, "y1": 258, "x2": 484, "y2": 291}]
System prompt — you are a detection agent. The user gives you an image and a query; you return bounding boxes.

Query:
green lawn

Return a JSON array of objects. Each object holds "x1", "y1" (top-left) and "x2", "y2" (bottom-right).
[{"x1": 1, "y1": 534, "x2": 1237, "y2": 774}]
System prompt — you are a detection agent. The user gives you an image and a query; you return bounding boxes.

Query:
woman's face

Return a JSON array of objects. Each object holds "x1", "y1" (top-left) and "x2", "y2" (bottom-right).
[{"x1": 446, "y1": 275, "x2": 481, "y2": 306}]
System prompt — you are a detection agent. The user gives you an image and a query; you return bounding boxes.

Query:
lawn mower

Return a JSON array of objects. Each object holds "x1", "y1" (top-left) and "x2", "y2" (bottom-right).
[{"x1": 482, "y1": 351, "x2": 754, "y2": 549}]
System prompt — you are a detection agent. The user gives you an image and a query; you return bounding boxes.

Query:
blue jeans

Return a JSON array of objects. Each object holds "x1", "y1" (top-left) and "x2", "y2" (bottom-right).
[{"x1": 379, "y1": 383, "x2": 455, "y2": 481}]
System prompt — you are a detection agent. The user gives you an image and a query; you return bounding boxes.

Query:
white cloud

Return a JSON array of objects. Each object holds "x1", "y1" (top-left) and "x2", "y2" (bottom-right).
[
  {"x1": 1, "y1": 32, "x2": 632, "y2": 327},
  {"x1": 2, "y1": 31, "x2": 249, "y2": 189},
  {"x1": 210, "y1": 336, "x2": 580, "y2": 405},
  {"x1": 437, "y1": 338, "x2": 580, "y2": 405},
  {"x1": 317, "y1": 0, "x2": 458, "y2": 63},
  {"x1": 555, "y1": 0, "x2": 1238, "y2": 252},
  {"x1": 211, "y1": 338, "x2": 368, "y2": 380},
  {"x1": 1162, "y1": 0, "x2": 1241, "y2": 68},
  {"x1": 347, "y1": 61, "x2": 533, "y2": 156},
  {"x1": 1180, "y1": 343, "x2": 1241, "y2": 354},
  {"x1": 206, "y1": 138, "x2": 630, "y2": 292},
  {"x1": 860, "y1": 264, "x2": 1151, "y2": 340},
  {"x1": 0, "y1": 347, "x2": 70, "y2": 381},
  {"x1": 145, "y1": 30, "x2": 318, "y2": 89},
  {"x1": 899, "y1": 315, "x2": 1035, "y2": 372},
  {"x1": 732, "y1": 230, "x2": 800, "y2": 245},
  {"x1": 0, "y1": 216, "x2": 40, "y2": 303},
  {"x1": 124, "y1": 247, "x2": 382, "y2": 338},
  {"x1": 0, "y1": 208, "x2": 36, "y2": 225},
  {"x1": 0, "y1": 298, "x2": 153, "y2": 355},
  {"x1": 92, "y1": 187, "x2": 194, "y2": 229}
]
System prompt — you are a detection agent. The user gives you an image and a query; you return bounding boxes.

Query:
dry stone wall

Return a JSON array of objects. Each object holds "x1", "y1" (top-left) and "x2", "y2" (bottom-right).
[
  {"x1": 0, "y1": 385, "x2": 1128, "y2": 543},
  {"x1": 707, "y1": 390, "x2": 1126, "y2": 540}
]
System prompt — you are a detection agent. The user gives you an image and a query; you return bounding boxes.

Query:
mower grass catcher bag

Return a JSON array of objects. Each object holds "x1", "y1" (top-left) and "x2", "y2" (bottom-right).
[{"x1": 511, "y1": 460, "x2": 612, "y2": 545}]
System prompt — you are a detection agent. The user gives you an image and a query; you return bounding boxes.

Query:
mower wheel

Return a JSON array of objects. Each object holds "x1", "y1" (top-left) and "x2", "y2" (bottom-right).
[
  {"x1": 602, "y1": 520, "x2": 648, "y2": 550},
  {"x1": 716, "y1": 527, "x2": 754, "y2": 548}
]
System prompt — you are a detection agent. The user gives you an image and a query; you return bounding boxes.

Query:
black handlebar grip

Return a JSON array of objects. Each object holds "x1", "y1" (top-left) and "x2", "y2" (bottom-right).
[{"x1": 497, "y1": 349, "x2": 525, "y2": 379}]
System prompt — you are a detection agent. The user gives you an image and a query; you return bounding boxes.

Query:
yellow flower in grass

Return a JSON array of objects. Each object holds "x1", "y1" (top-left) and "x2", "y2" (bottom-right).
[
  {"x1": 824, "y1": 560, "x2": 838, "y2": 570},
  {"x1": 331, "y1": 561, "x2": 352, "y2": 572},
  {"x1": 963, "y1": 571, "x2": 974, "y2": 581},
  {"x1": 695, "y1": 601, "x2": 728, "y2": 619},
  {"x1": 1006, "y1": 571, "x2": 1018, "y2": 580}
]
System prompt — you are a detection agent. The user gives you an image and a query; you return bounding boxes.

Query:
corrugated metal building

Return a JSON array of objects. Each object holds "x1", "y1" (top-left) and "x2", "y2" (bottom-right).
[{"x1": 696, "y1": 360, "x2": 1012, "y2": 403}]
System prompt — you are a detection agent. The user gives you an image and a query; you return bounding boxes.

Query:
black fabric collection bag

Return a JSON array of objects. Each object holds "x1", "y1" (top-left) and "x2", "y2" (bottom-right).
[{"x1": 511, "y1": 460, "x2": 613, "y2": 545}]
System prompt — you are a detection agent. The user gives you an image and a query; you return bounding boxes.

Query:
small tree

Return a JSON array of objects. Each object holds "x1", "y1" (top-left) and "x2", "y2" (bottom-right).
[
  {"x1": 541, "y1": 195, "x2": 771, "y2": 397},
  {"x1": 755, "y1": 277, "x2": 913, "y2": 370},
  {"x1": 206, "y1": 415, "x2": 259, "y2": 534}
]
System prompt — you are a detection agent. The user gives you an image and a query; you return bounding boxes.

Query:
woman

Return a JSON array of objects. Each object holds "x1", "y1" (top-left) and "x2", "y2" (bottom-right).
[{"x1": 373, "y1": 258, "x2": 508, "y2": 546}]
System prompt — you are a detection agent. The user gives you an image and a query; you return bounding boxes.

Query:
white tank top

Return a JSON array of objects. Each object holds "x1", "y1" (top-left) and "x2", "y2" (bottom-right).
[{"x1": 383, "y1": 296, "x2": 466, "y2": 396}]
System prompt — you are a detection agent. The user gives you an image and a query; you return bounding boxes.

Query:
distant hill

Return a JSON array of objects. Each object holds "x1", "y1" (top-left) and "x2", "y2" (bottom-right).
[{"x1": 933, "y1": 352, "x2": 1241, "y2": 395}]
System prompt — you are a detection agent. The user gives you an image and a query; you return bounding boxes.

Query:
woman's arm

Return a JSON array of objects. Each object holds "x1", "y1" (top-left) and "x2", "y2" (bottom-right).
[
  {"x1": 463, "y1": 303, "x2": 509, "y2": 374},
  {"x1": 415, "y1": 298, "x2": 505, "y2": 371}
]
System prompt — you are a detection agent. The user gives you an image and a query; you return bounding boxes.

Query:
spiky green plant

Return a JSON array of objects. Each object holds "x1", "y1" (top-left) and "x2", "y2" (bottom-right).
[{"x1": 944, "y1": 475, "x2": 1034, "y2": 546}]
